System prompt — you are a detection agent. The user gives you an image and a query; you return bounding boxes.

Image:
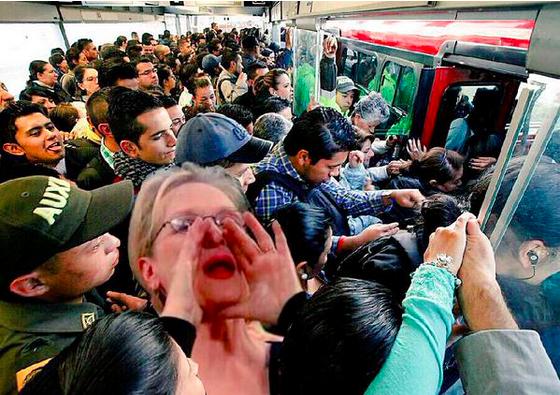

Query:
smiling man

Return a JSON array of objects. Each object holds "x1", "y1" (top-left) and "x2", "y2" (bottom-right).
[
  {"x1": 0, "y1": 175, "x2": 133, "y2": 394},
  {"x1": 108, "y1": 87, "x2": 177, "y2": 190},
  {"x1": 0, "y1": 101, "x2": 66, "y2": 182}
]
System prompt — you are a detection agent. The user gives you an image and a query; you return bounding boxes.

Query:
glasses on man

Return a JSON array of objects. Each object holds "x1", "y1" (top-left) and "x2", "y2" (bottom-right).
[
  {"x1": 153, "y1": 210, "x2": 244, "y2": 242},
  {"x1": 171, "y1": 115, "x2": 186, "y2": 128},
  {"x1": 138, "y1": 68, "x2": 156, "y2": 76}
]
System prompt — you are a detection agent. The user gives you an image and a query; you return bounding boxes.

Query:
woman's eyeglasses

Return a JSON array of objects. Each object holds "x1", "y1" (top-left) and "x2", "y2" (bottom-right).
[{"x1": 153, "y1": 211, "x2": 244, "y2": 241}]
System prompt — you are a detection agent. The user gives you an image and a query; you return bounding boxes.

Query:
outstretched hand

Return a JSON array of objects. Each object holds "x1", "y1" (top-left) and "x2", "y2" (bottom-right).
[
  {"x1": 106, "y1": 291, "x2": 148, "y2": 313},
  {"x1": 407, "y1": 138, "x2": 427, "y2": 161},
  {"x1": 221, "y1": 212, "x2": 303, "y2": 325}
]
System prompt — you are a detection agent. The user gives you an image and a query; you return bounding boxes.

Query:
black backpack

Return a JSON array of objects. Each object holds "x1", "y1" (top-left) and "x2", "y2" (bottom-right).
[
  {"x1": 332, "y1": 231, "x2": 423, "y2": 299},
  {"x1": 246, "y1": 171, "x2": 350, "y2": 235}
]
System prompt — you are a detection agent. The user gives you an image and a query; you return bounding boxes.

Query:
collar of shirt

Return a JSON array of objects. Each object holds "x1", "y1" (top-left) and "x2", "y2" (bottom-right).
[
  {"x1": 0, "y1": 300, "x2": 104, "y2": 333},
  {"x1": 257, "y1": 145, "x2": 305, "y2": 183},
  {"x1": 33, "y1": 80, "x2": 54, "y2": 90},
  {"x1": 100, "y1": 138, "x2": 115, "y2": 170}
]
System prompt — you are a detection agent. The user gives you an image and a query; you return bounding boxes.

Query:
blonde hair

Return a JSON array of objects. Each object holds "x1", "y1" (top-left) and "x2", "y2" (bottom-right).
[{"x1": 128, "y1": 163, "x2": 250, "y2": 286}]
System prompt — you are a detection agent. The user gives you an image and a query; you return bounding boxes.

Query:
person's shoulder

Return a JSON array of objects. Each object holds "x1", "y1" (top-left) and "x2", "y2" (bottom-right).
[
  {"x1": 449, "y1": 117, "x2": 468, "y2": 129},
  {"x1": 77, "y1": 155, "x2": 114, "y2": 190}
]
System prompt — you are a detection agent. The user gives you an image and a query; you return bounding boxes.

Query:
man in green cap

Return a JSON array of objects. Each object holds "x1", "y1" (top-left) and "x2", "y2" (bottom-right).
[{"x1": 0, "y1": 175, "x2": 134, "y2": 394}]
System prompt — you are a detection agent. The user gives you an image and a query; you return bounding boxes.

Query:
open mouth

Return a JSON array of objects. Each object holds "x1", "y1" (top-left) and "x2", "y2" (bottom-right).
[
  {"x1": 47, "y1": 141, "x2": 63, "y2": 153},
  {"x1": 203, "y1": 255, "x2": 236, "y2": 280}
]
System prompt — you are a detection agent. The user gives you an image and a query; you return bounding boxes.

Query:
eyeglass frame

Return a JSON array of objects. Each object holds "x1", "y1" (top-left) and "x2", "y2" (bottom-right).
[{"x1": 152, "y1": 210, "x2": 245, "y2": 243}]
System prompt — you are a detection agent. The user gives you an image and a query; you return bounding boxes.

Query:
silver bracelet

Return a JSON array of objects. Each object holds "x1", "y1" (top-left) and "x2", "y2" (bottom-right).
[{"x1": 421, "y1": 254, "x2": 462, "y2": 288}]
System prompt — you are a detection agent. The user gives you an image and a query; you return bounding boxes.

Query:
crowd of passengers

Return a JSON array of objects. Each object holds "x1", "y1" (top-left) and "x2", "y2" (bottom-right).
[{"x1": 0, "y1": 23, "x2": 558, "y2": 395}]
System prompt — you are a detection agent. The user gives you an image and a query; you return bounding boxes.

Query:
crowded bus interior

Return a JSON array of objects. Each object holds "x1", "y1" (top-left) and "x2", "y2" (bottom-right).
[{"x1": 0, "y1": 0, "x2": 559, "y2": 394}]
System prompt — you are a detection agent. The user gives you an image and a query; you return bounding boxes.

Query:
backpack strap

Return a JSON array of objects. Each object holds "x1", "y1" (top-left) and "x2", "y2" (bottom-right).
[
  {"x1": 217, "y1": 76, "x2": 237, "y2": 103},
  {"x1": 246, "y1": 170, "x2": 309, "y2": 207}
]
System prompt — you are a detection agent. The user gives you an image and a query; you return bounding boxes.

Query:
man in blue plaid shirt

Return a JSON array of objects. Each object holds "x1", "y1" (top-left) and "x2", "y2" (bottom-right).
[{"x1": 252, "y1": 107, "x2": 424, "y2": 254}]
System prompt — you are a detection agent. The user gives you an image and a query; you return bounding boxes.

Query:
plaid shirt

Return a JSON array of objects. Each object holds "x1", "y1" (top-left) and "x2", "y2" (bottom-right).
[{"x1": 255, "y1": 145, "x2": 386, "y2": 226}]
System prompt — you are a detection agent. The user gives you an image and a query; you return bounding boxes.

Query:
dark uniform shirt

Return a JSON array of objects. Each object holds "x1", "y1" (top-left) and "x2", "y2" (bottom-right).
[{"x1": 0, "y1": 300, "x2": 104, "y2": 394}]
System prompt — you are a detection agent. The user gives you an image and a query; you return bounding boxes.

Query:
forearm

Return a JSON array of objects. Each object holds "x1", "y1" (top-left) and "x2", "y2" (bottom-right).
[
  {"x1": 321, "y1": 180, "x2": 386, "y2": 216},
  {"x1": 458, "y1": 277, "x2": 518, "y2": 331},
  {"x1": 365, "y1": 265, "x2": 455, "y2": 395},
  {"x1": 367, "y1": 166, "x2": 389, "y2": 183}
]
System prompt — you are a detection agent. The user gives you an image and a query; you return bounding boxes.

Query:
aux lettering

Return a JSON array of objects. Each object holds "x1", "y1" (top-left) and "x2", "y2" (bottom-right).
[{"x1": 32, "y1": 177, "x2": 71, "y2": 225}]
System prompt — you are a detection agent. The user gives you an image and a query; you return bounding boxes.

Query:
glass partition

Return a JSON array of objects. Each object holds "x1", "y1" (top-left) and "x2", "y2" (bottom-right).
[
  {"x1": 483, "y1": 75, "x2": 560, "y2": 372},
  {"x1": 293, "y1": 29, "x2": 319, "y2": 116},
  {"x1": 479, "y1": 75, "x2": 560, "y2": 234}
]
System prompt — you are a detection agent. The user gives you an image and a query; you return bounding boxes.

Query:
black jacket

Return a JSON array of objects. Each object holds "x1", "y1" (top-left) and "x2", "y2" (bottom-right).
[{"x1": 76, "y1": 150, "x2": 116, "y2": 190}]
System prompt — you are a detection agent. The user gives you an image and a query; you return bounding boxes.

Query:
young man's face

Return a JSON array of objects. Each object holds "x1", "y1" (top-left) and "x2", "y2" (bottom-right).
[
  {"x1": 336, "y1": 90, "x2": 355, "y2": 113},
  {"x1": 143, "y1": 44, "x2": 155, "y2": 55},
  {"x1": 5, "y1": 111, "x2": 65, "y2": 164},
  {"x1": 179, "y1": 41, "x2": 192, "y2": 56},
  {"x1": 136, "y1": 62, "x2": 158, "y2": 90},
  {"x1": 83, "y1": 42, "x2": 99, "y2": 61},
  {"x1": 131, "y1": 107, "x2": 177, "y2": 165},
  {"x1": 38, "y1": 233, "x2": 120, "y2": 301},
  {"x1": 166, "y1": 105, "x2": 186, "y2": 136},
  {"x1": 30, "y1": 95, "x2": 56, "y2": 114},
  {"x1": 235, "y1": 55, "x2": 243, "y2": 75},
  {"x1": 193, "y1": 85, "x2": 216, "y2": 110},
  {"x1": 302, "y1": 151, "x2": 348, "y2": 185}
]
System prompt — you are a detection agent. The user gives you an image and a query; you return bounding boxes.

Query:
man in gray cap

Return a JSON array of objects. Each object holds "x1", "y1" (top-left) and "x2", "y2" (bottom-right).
[
  {"x1": 334, "y1": 76, "x2": 359, "y2": 116},
  {"x1": 176, "y1": 112, "x2": 272, "y2": 191}
]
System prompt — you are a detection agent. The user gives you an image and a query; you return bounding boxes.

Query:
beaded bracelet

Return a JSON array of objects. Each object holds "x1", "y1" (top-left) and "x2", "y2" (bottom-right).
[{"x1": 421, "y1": 253, "x2": 462, "y2": 288}]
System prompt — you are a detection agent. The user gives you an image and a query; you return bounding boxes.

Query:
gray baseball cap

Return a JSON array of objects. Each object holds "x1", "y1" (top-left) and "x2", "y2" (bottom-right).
[
  {"x1": 336, "y1": 76, "x2": 358, "y2": 93},
  {"x1": 176, "y1": 113, "x2": 272, "y2": 165}
]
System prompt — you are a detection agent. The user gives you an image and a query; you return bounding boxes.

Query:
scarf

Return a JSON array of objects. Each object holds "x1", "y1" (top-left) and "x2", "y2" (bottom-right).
[{"x1": 113, "y1": 151, "x2": 174, "y2": 188}]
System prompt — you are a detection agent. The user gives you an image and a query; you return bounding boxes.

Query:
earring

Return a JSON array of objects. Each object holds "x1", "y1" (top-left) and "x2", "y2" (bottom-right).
[{"x1": 300, "y1": 272, "x2": 309, "y2": 281}]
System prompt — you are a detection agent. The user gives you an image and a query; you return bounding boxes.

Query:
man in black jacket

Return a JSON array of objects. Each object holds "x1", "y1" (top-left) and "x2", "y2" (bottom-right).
[{"x1": 75, "y1": 88, "x2": 119, "y2": 190}]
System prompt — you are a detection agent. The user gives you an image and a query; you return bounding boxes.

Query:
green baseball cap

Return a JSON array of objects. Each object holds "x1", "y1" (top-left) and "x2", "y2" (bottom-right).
[{"x1": 0, "y1": 176, "x2": 134, "y2": 284}]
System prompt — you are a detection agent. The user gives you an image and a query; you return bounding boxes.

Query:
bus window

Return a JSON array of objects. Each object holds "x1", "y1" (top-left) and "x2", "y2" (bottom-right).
[
  {"x1": 355, "y1": 52, "x2": 377, "y2": 96},
  {"x1": 378, "y1": 61, "x2": 418, "y2": 136},
  {"x1": 471, "y1": 77, "x2": 560, "y2": 374},
  {"x1": 293, "y1": 29, "x2": 318, "y2": 116},
  {"x1": 380, "y1": 62, "x2": 417, "y2": 112},
  {"x1": 394, "y1": 66, "x2": 417, "y2": 114},
  {"x1": 435, "y1": 84, "x2": 503, "y2": 155},
  {"x1": 341, "y1": 47, "x2": 358, "y2": 81},
  {"x1": 380, "y1": 62, "x2": 399, "y2": 104}
]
